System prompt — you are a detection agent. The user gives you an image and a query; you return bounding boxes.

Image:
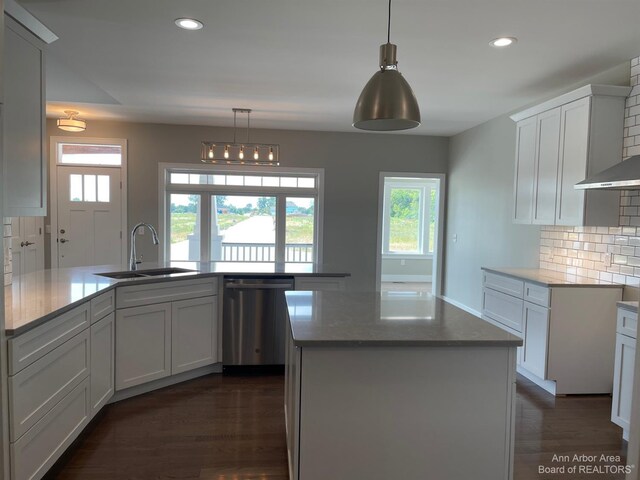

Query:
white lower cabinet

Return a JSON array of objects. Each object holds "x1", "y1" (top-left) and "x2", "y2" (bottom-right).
[
  {"x1": 90, "y1": 313, "x2": 115, "y2": 416},
  {"x1": 115, "y1": 292, "x2": 219, "y2": 391},
  {"x1": 11, "y1": 378, "x2": 91, "y2": 480},
  {"x1": 481, "y1": 269, "x2": 622, "y2": 395},
  {"x1": 172, "y1": 296, "x2": 218, "y2": 375},
  {"x1": 612, "y1": 307, "x2": 637, "y2": 440},
  {"x1": 521, "y1": 302, "x2": 549, "y2": 379},
  {"x1": 115, "y1": 303, "x2": 172, "y2": 390}
]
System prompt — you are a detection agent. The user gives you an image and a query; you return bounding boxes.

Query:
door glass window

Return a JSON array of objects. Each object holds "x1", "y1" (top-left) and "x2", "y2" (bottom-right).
[
  {"x1": 169, "y1": 194, "x2": 201, "y2": 261},
  {"x1": 70, "y1": 174, "x2": 83, "y2": 202},
  {"x1": 285, "y1": 197, "x2": 315, "y2": 263}
]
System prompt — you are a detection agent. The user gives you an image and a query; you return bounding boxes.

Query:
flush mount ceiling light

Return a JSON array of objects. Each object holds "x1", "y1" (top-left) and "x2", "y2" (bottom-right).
[
  {"x1": 175, "y1": 18, "x2": 203, "y2": 30},
  {"x1": 57, "y1": 110, "x2": 86, "y2": 132},
  {"x1": 490, "y1": 37, "x2": 517, "y2": 47},
  {"x1": 353, "y1": 0, "x2": 421, "y2": 131},
  {"x1": 201, "y1": 108, "x2": 280, "y2": 166}
]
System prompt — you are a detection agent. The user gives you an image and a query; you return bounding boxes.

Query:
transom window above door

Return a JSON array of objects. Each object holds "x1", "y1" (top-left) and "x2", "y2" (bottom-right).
[
  {"x1": 160, "y1": 164, "x2": 324, "y2": 264},
  {"x1": 58, "y1": 143, "x2": 122, "y2": 166}
]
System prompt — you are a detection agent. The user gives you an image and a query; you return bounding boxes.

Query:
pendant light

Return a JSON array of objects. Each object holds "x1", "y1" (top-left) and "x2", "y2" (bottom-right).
[
  {"x1": 201, "y1": 108, "x2": 279, "y2": 166},
  {"x1": 352, "y1": 0, "x2": 421, "y2": 131}
]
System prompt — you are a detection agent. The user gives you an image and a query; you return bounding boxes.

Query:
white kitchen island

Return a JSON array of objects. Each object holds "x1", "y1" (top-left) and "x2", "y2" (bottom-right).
[{"x1": 285, "y1": 290, "x2": 522, "y2": 480}]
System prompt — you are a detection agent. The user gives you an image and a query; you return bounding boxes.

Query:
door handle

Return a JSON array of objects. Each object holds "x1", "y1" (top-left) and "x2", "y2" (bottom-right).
[
  {"x1": 20, "y1": 241, "x2": 24, "y2": 247},
  {"x1": 23, "y1": 241, "x2": 34, "y2": 247},
  {"x1": 59, "y1": 238, "x2": 69, "y2": 243}
]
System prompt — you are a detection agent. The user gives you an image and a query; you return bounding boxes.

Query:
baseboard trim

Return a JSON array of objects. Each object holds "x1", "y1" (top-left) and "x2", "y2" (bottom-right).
[
  {"x1": 110, "y1": 363, "x2": 222, "y2": 403},
  {"x1": 381, "y1": 275, "x2": 432, "y2": 282},
  {"x1": 441, "y1": 296, "x2": 482, "y2": 318}
]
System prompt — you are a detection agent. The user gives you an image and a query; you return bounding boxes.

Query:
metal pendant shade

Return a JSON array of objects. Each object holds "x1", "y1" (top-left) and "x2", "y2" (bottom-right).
[{"x1": 353, "y1": 0, "x2": 420, "y2": 131}]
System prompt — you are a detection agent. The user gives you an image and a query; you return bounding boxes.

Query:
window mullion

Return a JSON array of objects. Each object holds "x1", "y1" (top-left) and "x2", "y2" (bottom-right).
[
  {"x1": 275, "y1": 195, "x2": 286, "y2": 264},
  {"x1": 200, "y1": 194, "x2": 211, "y2": 263}
]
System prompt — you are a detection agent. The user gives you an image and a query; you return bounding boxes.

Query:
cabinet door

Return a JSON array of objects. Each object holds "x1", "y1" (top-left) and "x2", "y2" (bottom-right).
[
  {"x1": 612, "y1": 333, "x2": 636, "y2": 433},
  {"x1": 522, "y1": 302, "x2": 549, "y2": 379},
  {"x1": 3, "y1": 17, "x2": 46, "y2": 217},
  {"x1": 555, "y1": 97, "x2": 591, "y2": 226},
  {"x1": 90, "y1": 313, "x2": 115, "y2": 416},
  {"x1": 115, "y1": 303, "x2": 172, "y2": 390},
  {"x1": 513, "y1": 116, "x2": 538, "y2": 224},
  {"x1": 532, "y1": 108, "x2": 561, "y2": 225},
  {"x1": 171, "y1": 296, "x2": 218, "y2": 375}
]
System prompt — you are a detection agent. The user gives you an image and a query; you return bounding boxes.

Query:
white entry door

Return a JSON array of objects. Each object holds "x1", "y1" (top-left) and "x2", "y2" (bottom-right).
[
  {"x1": 56, "y1": 166, "x2": 123, "y2": 267},
  {"x1": 11, "y1": 217, "x2": 44, "y2": 278}
]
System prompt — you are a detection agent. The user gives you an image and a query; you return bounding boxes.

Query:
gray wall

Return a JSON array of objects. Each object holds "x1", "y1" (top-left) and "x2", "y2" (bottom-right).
[
  {"x1": 443, "y1": 62, "x2": 631, "y2": 312},
  {"x1": 381, "y1": 257, "x2": 432, "y2": 279},
  {"x1": 46, "y1": 120, "x2": 448, "y2": 291},
  {"x1": 443, "y1": 115, "x2": 540, "y2": 311}
]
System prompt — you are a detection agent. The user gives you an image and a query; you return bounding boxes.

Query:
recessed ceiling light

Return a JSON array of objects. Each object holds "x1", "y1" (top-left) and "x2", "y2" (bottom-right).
[
  {"x1": 490, "y1": 37, "x2": 517, "y2": 48},
  {"x1": 175, "y1": 18, "x2": 203, "y2": 30}
]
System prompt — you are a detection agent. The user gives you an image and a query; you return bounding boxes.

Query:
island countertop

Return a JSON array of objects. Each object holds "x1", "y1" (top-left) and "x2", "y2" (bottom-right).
[
  {"x1": 5, "y1": 262, "x2": 349, "y2": 336},
  {"x1": 285, "y1": 290, "x2": 522, "y2": 347}
]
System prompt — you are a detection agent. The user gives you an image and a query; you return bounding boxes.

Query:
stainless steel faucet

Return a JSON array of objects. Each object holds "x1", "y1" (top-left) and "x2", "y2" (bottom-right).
[{"x1": 130, "y1": 222, "x2": 159, "y2": 270}]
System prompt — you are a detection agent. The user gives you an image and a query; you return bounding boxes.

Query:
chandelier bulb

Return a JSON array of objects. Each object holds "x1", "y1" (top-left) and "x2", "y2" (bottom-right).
[
  {"x1": 269, "y1": 147, "x2": 274, "y2": 161},
  {"x1": 239, "y1": 146, "x2": 244, "y2": 160},
  {"x1": 224, "y1": 146, "x2": 230, "y2": 159},
  {"x1": 208, "y1": 146, "x2": 214, "y2": 159},
  {"x1": 254, "y1": 147, "x2": 259, "y2": 160}
]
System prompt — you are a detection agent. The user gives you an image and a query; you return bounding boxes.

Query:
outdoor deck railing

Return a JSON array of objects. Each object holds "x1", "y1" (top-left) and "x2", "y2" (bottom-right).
[{"x1": 218, "y1": 243, "x2": 313, "y2": 263}]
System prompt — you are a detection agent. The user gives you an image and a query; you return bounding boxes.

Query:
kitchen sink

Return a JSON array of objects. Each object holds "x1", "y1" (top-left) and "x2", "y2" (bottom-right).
[{"x1": 96, "y1": 267, "x2": 195, "y2": 279}]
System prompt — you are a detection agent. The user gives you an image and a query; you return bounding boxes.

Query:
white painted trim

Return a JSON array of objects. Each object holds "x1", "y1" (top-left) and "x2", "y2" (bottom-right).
[
  {"x1": 510, "y1": 84, "x2": 631, "y2": 122},
  {"x1": 516, "y1": 366, "x2": 557, "y2": 396},
  {"x1": 157, "y1": 162, "x2": 325, "y2": 265},
  {"x1": 441, "y1": 296, "x2": 482, "y2": 318},
  {"x1": 4, "y1": 0, "x2": 58, "y2": 44},
  {"x1": 49, "y1": 136, "x2": 128, "y2": 269},
  {"x1": 110, "y1": 363, "x2": 221, "y2": 403},
  {"x1": 381, "y1": 275, "x2": 432, "y2": 283},
  {"x1": 376, "y1": 172, "x2": 446, "y2": 296}
]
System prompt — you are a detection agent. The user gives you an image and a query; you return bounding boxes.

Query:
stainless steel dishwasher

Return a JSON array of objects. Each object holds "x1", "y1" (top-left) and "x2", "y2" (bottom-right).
[{"x1": 223, "y1": 276, "x2": 295, "y2": 371}]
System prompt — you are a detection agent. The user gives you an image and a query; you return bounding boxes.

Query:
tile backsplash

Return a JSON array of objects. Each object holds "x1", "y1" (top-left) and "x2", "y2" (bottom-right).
[
  {"x1": 4, "y1": 217, "x2": 11, "y2": 286},
  {"x1": 540, "y1": 54, "x2": 640, "y2": 286}
]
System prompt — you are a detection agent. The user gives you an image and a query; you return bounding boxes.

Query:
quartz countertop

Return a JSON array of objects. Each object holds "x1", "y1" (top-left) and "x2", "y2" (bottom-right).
[
  {"x1": 6, "y1": 262, "x2": 349, "y2": 336},
  {"x1": 483, "y1": 267, "x2": 623, "y2": 288},
  {"x1": 617, "y1": 301, "x2": 639, "y2": 313},
  {"x1": 285, "y1": 291, "x2": 522, "y2": 347}
]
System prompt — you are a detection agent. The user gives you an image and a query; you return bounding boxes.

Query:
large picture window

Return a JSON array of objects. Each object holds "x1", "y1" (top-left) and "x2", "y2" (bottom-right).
[
  {"x1": 382, "y1": 178, "x2": 436, "y2": 256},
  {"x1": 160, "y1": 164, "x2": 323, "y2": 264}
]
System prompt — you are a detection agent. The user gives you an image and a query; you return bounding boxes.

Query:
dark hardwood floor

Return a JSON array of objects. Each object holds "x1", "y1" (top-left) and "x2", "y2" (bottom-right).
[{"x1": 47, "y1": 374, "x2": 627, "y2": 479}]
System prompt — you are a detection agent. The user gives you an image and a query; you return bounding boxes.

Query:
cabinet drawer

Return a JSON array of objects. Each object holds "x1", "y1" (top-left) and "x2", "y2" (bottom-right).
[
  {"x1": 91, "y1": 290, "x2": 115, "y2": 324},
  {"x1": 116, "y1": 277, "x2": 218, "y2": 309},
  {"x1": 524, "y1": 282, "x2": 551, "y2": 308},
  {"x1": 8, "y1": 302, "x2": 90, "y2": 375},
  {"x1": 9, "y1": 329, "x2": 90, "y2": 442},
  {"x1": 482, "y1": 271, "x2": 524, "y2": 298},
  {"x1": 482, "y1": 288, "x2": 523, "y2": 332},
  {"x1": 11, "y1": 378, "x2": 90, "y2": 480},
  {"x1": 617, "y1": 308, "x2": 638, "y2": 339}
]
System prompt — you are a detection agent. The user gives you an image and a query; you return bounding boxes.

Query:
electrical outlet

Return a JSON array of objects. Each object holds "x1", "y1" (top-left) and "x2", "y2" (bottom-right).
[{"x1": 45, "y1": 225, "x2": 51, "y2": 234}]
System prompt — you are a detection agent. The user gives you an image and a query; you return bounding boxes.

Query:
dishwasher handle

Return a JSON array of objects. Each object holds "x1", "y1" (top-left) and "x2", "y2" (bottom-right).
[{"x1": 225, "y1": 282, "x2": 294, "y2": 290}]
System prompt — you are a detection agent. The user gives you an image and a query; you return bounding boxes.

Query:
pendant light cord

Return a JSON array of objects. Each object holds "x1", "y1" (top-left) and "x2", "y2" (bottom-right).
[{"x1": 387, "y1": 0, "x2": 391, "y2": 43}]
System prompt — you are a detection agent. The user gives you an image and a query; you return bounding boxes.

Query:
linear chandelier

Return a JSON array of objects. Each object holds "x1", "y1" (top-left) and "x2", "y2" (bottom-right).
[{"x1": 201, "y1": 108, "x2": 280, "y2": 166}]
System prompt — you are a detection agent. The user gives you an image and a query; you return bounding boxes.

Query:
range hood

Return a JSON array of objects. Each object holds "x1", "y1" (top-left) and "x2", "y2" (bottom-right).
[{"x1": 575, "y1": 155, "x2": 640, "y2": 190}]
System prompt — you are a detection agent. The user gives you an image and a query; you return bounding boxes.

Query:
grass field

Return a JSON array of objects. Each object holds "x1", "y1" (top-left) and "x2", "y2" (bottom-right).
[
  {"x1": 170, "y1": 213, "x2": 314, "y2": 244},
  {"x1": 389, "y1": 218, "x2": 435, "y2": 253}
]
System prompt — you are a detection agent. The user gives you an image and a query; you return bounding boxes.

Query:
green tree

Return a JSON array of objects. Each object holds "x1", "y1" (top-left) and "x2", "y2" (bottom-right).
[
  {"x1": 257, "y1": 197, "x2": 276, "y2": 215},
  {"x1": 390, "y1": 189, "x2": 419, "y2": 219}
]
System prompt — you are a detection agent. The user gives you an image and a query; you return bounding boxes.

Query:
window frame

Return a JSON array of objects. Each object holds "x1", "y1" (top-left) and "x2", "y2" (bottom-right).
[
  {"x1": 158, "y1": 163, "x2": 324, "y2": 264},
  {"x1": 381, "y1": 180, "x2": 434, "y2": 258}
]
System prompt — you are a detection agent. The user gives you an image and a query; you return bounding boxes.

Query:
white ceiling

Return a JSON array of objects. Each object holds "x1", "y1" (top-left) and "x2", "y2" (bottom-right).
[{"x1": 20, "y1": 0, "x2": 640, "y2": 136}]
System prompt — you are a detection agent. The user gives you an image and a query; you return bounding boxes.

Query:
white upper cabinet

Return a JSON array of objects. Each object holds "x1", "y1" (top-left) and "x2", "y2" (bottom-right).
[
  {"x1": 3, "y1": 15, "x2": 46, "y2": 217},
  {"x1": 511, "y1": 84, "x2": 630, "y2": 226}
]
